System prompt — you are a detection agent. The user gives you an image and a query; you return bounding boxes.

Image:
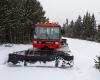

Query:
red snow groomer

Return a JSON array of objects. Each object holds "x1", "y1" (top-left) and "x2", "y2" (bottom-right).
[
  {"x1": 32, "y1": 23, "x2": 61, "y2": 49},
  {"x1": 8, "y1": 22, "x2": 74, "y2": 68}
]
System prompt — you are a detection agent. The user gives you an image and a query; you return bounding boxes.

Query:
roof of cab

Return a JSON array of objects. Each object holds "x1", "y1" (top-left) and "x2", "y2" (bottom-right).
[{"x1": 33, "y1": 23, "x2": 61, "y2": 27}]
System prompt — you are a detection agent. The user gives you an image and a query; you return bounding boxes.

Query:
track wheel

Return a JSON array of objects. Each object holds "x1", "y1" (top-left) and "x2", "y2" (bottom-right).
[
  {"x1": 24, "y1": 61, "x2": 27, "y2": 66},
  {"x1": 55, "y1": 59, "x2": 59, "y2": 67},
  {"x1": 61, "y1": 60, "x2": 66, "y2": 68}
]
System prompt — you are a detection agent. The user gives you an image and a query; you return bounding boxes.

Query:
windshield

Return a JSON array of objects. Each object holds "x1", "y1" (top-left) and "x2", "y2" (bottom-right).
[{"x1": 34, "y1": 27, "x2": 60, "y2": 39}]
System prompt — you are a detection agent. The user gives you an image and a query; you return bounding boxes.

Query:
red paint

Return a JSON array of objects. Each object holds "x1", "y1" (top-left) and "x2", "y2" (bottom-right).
[
  {"x1": 32, "y1": 39, "x2": 61, "y2": 49},
  {"x1": 32, "y1": 23, "x2": 61, "y2": 49},
  {"x1": 33, "y1": 23, "x2": 61, "y2": 27}
]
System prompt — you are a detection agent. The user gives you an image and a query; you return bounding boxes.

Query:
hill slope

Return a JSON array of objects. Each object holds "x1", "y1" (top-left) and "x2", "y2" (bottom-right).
[{"x1": 0, "y1": 38, "x2": 100, "y2": 80}]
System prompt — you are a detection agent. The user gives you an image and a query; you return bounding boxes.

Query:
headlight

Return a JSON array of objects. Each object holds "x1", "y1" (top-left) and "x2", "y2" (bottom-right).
[
  {"x1": 55, "y1": 42, "x2": 59, "y2": 44},
  {"x1": 33, "y1": 41, "x2": 37, "y2": 44}
]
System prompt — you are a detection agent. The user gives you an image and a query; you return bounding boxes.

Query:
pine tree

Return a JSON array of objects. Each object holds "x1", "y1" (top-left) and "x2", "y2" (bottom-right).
[
  {"x1": 65, "y1": 20, "x2": 74, "y2": 37},
  {"x1": 82, "y1": 12, "x2": 96, "y2": 40},
  {"x1": 90, "y1": 14, "x2": 97, "y2": 40},
  {"x1": 82, "y1": 12, "x2": 90, "y2": 39},
  {"x1": 94, "y1": 55, "x2": 100, "y2": 69},
  {"x1": 62, "y1": 19, "x2": 68, "y2": 36},
  {"x1": 97, "y1": 25, "x2": 100, "y2": 42},
  {"x1": 72, "y1": 15, "x2": 82, "y2": 38},
  {"x1": 0, "y1": 0, "x2": 9, "y2": 43}
]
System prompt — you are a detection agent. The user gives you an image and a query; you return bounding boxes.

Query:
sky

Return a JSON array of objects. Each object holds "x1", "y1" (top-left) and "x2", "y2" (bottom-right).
[{"x1": 38, "y1": 0, "x2": 100, "y2": 25}]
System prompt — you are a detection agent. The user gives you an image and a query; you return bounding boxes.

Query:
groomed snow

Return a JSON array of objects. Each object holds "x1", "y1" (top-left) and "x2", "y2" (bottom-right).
[{"x1": 0, "y1": 38, "x2": 100, "y2": 80}]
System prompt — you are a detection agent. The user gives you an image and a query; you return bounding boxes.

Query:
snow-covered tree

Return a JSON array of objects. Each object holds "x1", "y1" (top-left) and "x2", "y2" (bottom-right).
[{"x1": 94, "y1": 55, "x2": 100, "y2": 69}]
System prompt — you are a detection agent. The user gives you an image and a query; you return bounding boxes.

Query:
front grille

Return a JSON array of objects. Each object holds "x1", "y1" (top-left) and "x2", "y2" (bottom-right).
[
  {"x1": 38, "y1": 41, "x2": 54, "y2": 44},
  {"x1": 44, "y1": 42, "x2": 54, "y2": 44}
]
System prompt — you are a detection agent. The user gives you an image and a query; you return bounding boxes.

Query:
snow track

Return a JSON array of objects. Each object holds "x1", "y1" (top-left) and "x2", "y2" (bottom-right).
[{"x1": 0, "y1": 38, "x2": 100, "y2": 80}]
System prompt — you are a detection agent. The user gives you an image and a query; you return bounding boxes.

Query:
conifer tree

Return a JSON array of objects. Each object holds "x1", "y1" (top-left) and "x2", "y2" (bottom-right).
[
  {"x1": 97, "y1": 25, "x2": 100, "y2": 42},
  {"x1": 82, "y1": 12, "x2": 96, "y2": 40},
  {"x1": 73, "y1": 16, "x2": 82, "y2": 38},
  {"x1": 0, "y1": 0, "x2": 9, "y2": 43},
  {"x1": 66, "y1": 20, "x2": 74, "y2": 37},
  {"x1": 91, "y1": 14, "x2": 97, "y2": 39}
]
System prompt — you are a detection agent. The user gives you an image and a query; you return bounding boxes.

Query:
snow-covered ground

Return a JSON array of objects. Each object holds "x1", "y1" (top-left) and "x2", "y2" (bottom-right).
[{"x1": 0, "y1": 38, "x2": 100, "y2": 80}]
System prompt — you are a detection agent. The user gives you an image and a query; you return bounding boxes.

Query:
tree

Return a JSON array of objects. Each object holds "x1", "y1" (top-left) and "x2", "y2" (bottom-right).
[
  {"x1": 72, "y1": 15, "x2": 82, "y2": 38},
  {"x1": 64, "y1": 20, "x2": 74, "y2": 37},
  {"x1": 0, "y1": 0, "x2": 9, "y2": 43},
  {"x1": 62, "y1": 18, "x2": 68, "y2": 36},
  {"x1": 82, "y1": 12, "x2": 90, "y2": 39},
  {"x1": 82, "y1": 12, "x2": 96, "y2": 40},
  {"x1": 94, "y1": 55, "x2": 100, "y2": 69},
  {"x1": 97, "y1": 25, "x2": 100, "y2": 42},
  {"x1": 91, "y1": 14, "x2": 97, "y2": 39}
]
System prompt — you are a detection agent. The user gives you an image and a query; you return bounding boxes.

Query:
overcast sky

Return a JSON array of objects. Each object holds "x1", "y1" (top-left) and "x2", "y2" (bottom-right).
[{"x1": 38, "y1": 0, "x2": 100, "y2": 25}]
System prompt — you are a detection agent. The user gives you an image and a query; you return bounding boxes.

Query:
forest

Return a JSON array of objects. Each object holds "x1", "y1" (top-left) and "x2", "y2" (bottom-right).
[
  {"x1": 62, "y1": 12, "x2": 100, "y2": 42},
  {"x1": 0, "y1": 0, "x2": 46, "y2": 44},
  {"x1": 0, "y1": 0, "x2": 100, "y2": 44}
]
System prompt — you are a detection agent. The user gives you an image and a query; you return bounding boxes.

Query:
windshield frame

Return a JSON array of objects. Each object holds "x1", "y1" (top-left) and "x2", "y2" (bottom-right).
[{"x1": 33, "y1": 26, "x2": 61, "y2": 40}]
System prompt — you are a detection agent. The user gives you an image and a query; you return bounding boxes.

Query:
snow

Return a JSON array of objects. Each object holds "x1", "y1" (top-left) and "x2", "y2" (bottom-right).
[{"x1": 0, "y1": 38, "x2": 100, "y2": 80}]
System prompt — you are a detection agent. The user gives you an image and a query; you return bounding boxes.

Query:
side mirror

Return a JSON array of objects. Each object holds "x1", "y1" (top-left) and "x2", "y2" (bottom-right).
[{"x1": 61, "y1": 29, "x2": 65, "y2": 35}]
